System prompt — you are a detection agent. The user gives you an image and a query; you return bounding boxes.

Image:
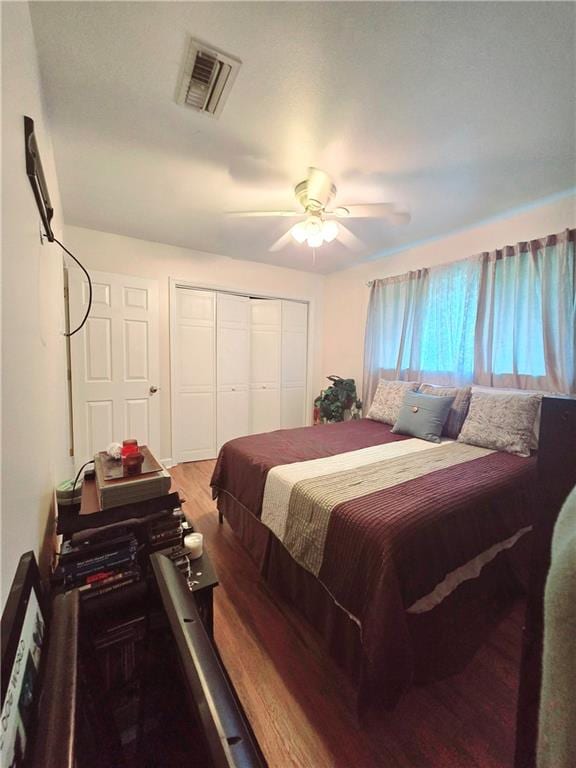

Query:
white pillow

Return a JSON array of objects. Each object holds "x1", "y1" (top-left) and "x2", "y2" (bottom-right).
[{"x1": 471, "y1": 386, "x2": 547, "y2": 450}]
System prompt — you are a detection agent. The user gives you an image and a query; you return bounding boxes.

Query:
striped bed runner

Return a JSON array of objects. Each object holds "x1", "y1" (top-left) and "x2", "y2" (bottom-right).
[
  {"x1": 260, "y1": 438, "x2": 533, "y2": 618},
  {"x1": 262, "y1": 439, "x2": 496, "y2": 578}
]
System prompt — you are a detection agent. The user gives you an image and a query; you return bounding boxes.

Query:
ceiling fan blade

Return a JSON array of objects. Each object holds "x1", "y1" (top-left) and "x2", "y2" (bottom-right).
[
  {"x1": 336, "y1": 222, "x2": 366, "y2": 251},
  {"x1": 226, "y1": 210, "x2": 304, "y2": 218},
  {"x1": 330, "y1": 203, "x2": 411, "y2": 224},
  {"x1": 269, "y1": 229, "x2": 294, "y2": 252},
  {"x1": 306, "y1": 167, "x2": 334, "y2": 209}
]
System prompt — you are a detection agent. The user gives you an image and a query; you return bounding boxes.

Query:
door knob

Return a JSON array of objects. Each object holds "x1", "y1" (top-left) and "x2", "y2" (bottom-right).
[{"x1": 149, "y1": 385, "x2": 158, "y2": 394}]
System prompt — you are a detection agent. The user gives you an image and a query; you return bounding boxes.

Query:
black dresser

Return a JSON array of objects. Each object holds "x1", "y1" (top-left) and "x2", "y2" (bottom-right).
[{"x1": 515, "y1": 395, "x2": 576, "y2": 768}]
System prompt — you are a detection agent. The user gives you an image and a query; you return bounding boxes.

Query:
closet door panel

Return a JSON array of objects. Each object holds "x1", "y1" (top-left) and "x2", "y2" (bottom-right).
[
  {"x1": 251, "y1": 329, "x2": 281, "y2": 385},
  {"x1": 217, "y1": 293, "x2": 251, "y2": 449},
  {"x1": 178, "y1": 289, "x2": 214, "y2": 323},
  {"x1": 281, "y1": 300, "x2": 308, "y2": 427},
  {"x1": 282, "y1": 300, "x2": 308, "y2": 332},
  {"x1": 217, "y1": 388, "x2": 250, "y2": 447},
  {"x1": 281, "y1": 332, "x2": 307, "y2": 387},
  {"x1": 217, "y1": 294, "x2": 250, "y2": 387},
  {"x1": 173, "y1": 288, "x2": 216, "y2": 462},
  {"x1": 250, "y1": 299, "x2": 281, "y2": 433},
  {"x1": 251, "y1": 298, "x2": 282, "y2": 327},
  {"x1": 281, "y1": 387, "x2": 306, "y2": 429},
  {"x1": 180, "y1": 392, "x2": 216, "y2": 456},
  {"x1": 251, "y1": 387, "x2": 281, "y2": 434},
  {"x1": 218, "y1": 326, "x2": 250, "y2": 386},
  {"x1": 178, "y1": 325, "x2": 215, "y2": 390}
]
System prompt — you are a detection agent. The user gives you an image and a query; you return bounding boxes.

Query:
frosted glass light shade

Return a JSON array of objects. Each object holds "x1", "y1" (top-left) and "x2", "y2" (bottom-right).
[
  {"x1": 307, "y1": 233, "x2": 323, "y2": 248},
  {"x1": 291, "y1": 222, "x2": 307, "y2": 243},
  {"x1": 304, "y1": 217, "x2": 322, "y2": 237},
  {"x1": 322, "y1": 220, "x2": 338, "y2": 242},
  {"x1": 291, "y1": 216, "x2": 337, "y2": 248}
]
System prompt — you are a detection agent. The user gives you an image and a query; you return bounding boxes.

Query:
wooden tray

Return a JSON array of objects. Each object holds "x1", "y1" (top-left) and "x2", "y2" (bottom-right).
[{"x1": 97, "y1": 446, "x2": 162, "y2": 482}]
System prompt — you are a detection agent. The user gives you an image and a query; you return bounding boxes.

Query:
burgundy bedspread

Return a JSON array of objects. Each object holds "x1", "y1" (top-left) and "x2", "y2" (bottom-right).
[
  {"x1": 211, "y1": 419, "x2": 409, "y2": 510},
  {"x1": 210, "y1": 420, "x2": 539, "y2": 707}
]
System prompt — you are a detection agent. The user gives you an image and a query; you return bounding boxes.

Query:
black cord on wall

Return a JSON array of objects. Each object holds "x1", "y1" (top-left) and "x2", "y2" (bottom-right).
[
  {"x1": 53, "y1": 236, "x2": 93, "y2": 337},
  {"x1": 71, "y1": 459, "x2": 94, "y2": 499}
]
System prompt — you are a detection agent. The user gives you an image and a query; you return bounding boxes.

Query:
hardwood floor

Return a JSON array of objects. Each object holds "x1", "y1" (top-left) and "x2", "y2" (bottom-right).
[{"x1": 172, "y1": 460, "x2": 523, "y2": 768}]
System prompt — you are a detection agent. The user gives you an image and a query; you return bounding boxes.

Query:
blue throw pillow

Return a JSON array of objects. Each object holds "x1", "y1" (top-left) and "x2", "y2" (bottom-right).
[{"x1": 392, "y1": 391, "x2": 456, "y2": 443}]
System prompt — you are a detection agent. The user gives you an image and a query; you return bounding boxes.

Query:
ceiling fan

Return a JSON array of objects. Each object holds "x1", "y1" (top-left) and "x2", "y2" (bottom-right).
[{"x1": 227, "y1": 167, "x2": 410, "y2": 252}]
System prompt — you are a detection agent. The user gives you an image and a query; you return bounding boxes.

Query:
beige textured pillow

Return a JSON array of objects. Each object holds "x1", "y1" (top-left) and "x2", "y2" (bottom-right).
[
  {"x1": 418, "y1": 384, "x2": 472, "y2": 439},
  {"x1": 457, "y1": 392, "x2": 541, "y2": 457},
  {"x1": 367, "y1": 380, "x2": 419, "y2": 425},
  {"x1": 471, "y1": 385, "x2": 546, "y2": 450}
]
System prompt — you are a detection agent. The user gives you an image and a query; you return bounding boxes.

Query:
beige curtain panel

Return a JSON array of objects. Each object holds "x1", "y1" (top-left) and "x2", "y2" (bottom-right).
[{"x1": 363, "y1": 229, "x2": 575, "y2": 408}]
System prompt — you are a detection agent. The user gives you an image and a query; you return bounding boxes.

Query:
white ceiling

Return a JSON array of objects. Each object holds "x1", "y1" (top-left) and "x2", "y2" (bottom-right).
[{"x1": 30, "y1": 1, "x2": 576, "y2": 274}]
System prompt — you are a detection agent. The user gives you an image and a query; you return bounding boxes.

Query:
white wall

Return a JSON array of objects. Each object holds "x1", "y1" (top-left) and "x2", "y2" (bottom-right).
[
  {"x1": 322, "y1": 194, "x2": 576, "y2": 393},
  {"x1": 63, "y1": 225, "x2": 325, "y2": 460},
  {"x1": 1, "y1": 3, "x2": 71, "y2": 606}
]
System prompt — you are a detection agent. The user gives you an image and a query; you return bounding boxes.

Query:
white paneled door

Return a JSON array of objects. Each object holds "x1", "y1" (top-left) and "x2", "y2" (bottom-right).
[
  {"x1": 217, "y1": 293, "x2": 251, "y2": 450},
  {"x1": 281, "y1": 300, "x2": 308, "y2": 428},
  {"x1": 250, "y1": 299, "x2": 281, "y2": 434},
  {"x1": 172, "y1": 288, "x2": 217, "y2": 462},
  {"x1": 69, "y1": 269, "x2": 160, "y2": 468}
]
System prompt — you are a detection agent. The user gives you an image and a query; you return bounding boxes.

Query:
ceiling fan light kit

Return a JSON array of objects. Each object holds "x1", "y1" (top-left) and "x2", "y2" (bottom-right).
[
  {"x1": 290, "y1": 215, "x2": 338, "y2": 248},
  {"x1": 227, "y1": 167, "x2": 410, "y2": 253}
]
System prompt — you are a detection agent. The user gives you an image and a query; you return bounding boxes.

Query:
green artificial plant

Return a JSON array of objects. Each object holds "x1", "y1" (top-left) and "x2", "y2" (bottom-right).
[{"x1": 314, "y1": 375, "x2": 362, "y2": 423}]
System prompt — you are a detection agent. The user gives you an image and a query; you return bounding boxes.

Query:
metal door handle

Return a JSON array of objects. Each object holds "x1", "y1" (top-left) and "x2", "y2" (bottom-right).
[{"x1": 149, "y1": 385, "x2": 158, "y2": 394}]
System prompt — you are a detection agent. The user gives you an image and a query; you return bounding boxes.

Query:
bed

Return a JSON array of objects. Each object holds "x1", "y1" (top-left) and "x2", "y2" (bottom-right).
[{"x1": 210, "y1": 418, "x2": 539, "y2": 710}]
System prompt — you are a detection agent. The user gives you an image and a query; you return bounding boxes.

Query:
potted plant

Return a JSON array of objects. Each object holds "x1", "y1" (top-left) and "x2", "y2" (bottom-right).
[{"x1": 314, "y1": 376, "x2": 362, "y2": 424}]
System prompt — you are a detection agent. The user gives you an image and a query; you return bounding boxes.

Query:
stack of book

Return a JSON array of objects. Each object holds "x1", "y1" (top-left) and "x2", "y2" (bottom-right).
[
  {"x1": 147, "y1": 512, "x2": 184, "y2": 552},
  {"x1": 92, "y1": 615, "x2": 147, "y2": 688},
  {"x1": 54, "y1": 529, "x2": 141, "y2": 601}
]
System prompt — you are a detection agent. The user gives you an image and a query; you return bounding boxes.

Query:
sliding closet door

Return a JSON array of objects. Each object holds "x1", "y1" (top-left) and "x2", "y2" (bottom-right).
[
  {"x1": 173, "y1": 288, "x2": 216, "y2": 462},
  {"x1": 250, "y1": 299, "x2": 281, "y2": 434},
  {"x1": 217, "y1": 293, "x2": 251, "y2": 450},
  {"x1": 281, "y1": 300, "x2": 308, "y2": 428}
]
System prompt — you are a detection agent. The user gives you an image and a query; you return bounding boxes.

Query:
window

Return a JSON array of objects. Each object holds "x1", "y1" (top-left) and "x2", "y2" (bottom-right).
[
  {"x1": 418, "y1": 260, "x2": 479, "y2": 378},
  {"x1": 364, "y1": 230, "x2": 575, "y2": 403}
]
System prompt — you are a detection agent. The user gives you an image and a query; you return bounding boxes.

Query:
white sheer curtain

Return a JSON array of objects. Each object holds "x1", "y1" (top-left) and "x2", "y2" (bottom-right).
[
  {"x1": 475, "y1": 230, "x2": 575, "y2": 392},
  {"x1": 363, "y1": 270, "x2": 427, "y2": 406},
  {"x1": 363, "y1": 229, "x2": 575, "y2": 408},
  {"x1": 362, "y1": 260, "x2": 479, "y2": 405}
]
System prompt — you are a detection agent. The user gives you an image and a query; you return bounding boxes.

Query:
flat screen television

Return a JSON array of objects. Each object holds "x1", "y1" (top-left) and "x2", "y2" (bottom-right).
[
  {"x1": 24, "y1": 115, "x2": 55, "y2": 242},
  {"x1": 0, "y1": 552, "x2": 46, "y2": 768}
]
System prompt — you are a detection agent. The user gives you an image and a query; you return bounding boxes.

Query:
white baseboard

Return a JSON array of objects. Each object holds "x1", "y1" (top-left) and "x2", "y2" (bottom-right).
[{"x1": 161, "y1": 457, "x2": 176, "y2": 469}]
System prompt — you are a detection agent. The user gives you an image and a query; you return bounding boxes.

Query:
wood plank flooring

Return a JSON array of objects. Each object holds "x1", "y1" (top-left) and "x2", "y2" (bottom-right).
[{"x1": 171, "y1": 460, "x2": 523, "y2": 768}]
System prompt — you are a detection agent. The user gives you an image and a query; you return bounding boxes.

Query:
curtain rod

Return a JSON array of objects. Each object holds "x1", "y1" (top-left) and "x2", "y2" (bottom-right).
[{"x1": 365, "y1": 228, "x2": 574, "y2": 289}]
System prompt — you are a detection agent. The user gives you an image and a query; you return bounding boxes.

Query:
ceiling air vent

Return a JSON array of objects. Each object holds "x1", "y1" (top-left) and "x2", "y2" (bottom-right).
[{"x1": 176, "y1": 38, "x2": 241, "y2": 118}]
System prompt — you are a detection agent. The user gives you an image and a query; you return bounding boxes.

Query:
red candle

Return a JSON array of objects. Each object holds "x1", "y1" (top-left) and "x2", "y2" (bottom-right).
[
  {"x1": 121, "y1": 439, "x2": 138, "y2": 458},
  {"x1": 124, "y1": 450, "x2": 144, "y2": 475}
]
